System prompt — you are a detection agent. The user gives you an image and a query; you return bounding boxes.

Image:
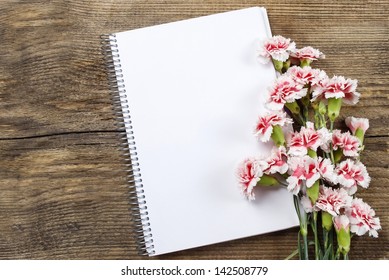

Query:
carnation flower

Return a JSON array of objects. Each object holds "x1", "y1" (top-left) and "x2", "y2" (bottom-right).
[
  {"x1": 345, "y1": 117, "x2": 369, "y2": 143},
  {"x1": 345, "y1": 117, "x2": 369, "y2": 135},
  {"x1": 286, "y1": 156, "x2": 320, "y2": 194},
  {"x1": 236, "y1": 158, "x2": 265, "y2": 200},
  {"x1": 300, "y1": 195, "x2": 314, "y2": 213},
  {"x1": 335, "y1": 159, "x2": 371, "y2": 195},
  {"x1": 311, "y1": 76, "x2": 360, "y2": 105},
  {"x1": 266, "y1": 75, "x2": 308, "y2": 111},
  {"x1": 253, "y1": 111, "x2": 292, "y2": 142},
  {"x1": 334, "y1": 215, "x2": 350, "y2": 232},
  {"x1": 317, "y1": 157, "x2": 336, "y2": 183},
  {"x1": 315, "y1": 186, "x2": 352, "y2": 216},
  {"x1": 291, "y1": 46, "x2": 325, "y2": 61},
  {"x1": 286, "y1": 155, "x2": 336, "y2": 195},
  {"x1": 332, "y1": 130, "x2": 361, "y2": 157},
  {"x1": 288, "y1": 122, "x2": 327, "y2": 156},
  {"x1": 257, "y1": 35, "x2": 296, "y2": 63},
  {"x1": 346, "y1": 198, "x2": 381, "y2": 237},
  {"x1": 263, "y1": 146, "x2": 288, "y2": 175},
  {"x1": 286, "y1": 66, "x2": 327, "y2": 87},
  {"x1": 317, "y1": 127, "x2": 332, "y2": 153}
]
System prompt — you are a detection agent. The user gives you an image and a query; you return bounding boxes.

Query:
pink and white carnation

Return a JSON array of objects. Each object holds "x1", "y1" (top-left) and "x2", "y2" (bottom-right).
[
  {"x1": 266, "y1": 75, "x2": 308, "y2": 111},
  {"x1": 257, "y1": 35, "x2": 296, "y2": 63},
  {"x1": 317, "y1": 157, "x2": 336, "y2": 183},
  {"x1": 290, "y1": 46, "x2": 325, "y2": 61},
  {"x1": 286, "y1": 156, "x2": 320, "y2": 194},
  {"x1": 346, "y1": 198, "x2": 381, "y2": 237},
  {"x1": 236, "y1": 157, "x2": 266, "y2": 200},
  {"x1": 332, "y1": 130, "x2": 361, "y2": 157},
  {"x1": 334, "y1": 215, "x2": 350, "y2": 232},
  {"x1": 288, "y1": 122, "x2": 323, "y2": 156},
  {"x1": 286, "y1": 155, "x2": 336, "y2": 195},
  {"x1": 253, "y1": 111, "x2": 292, "y2": 142},
  {"x1": 317, "y1": 127, "x2": 332, "y2": 153},
  {"x1": 315, "y1": 186, "x2": 352, "y2": 216},
  {"x1": 285, "y1": 66, "x2": 327, "y2": 86},
  {"x1": 335, "y1": 159, "x2": 371, "y2": 195},
  {"x1": 312, "y1": 76, "x2": 360, "y2": 105},
  {"x1": 345, "y1": 116, "x2": 369, "y2": 135},
  {"x1": 263, "y1": 146, "x2": 289, "y2": 175},
  {"x1": 301, "y1": 195, "x2": 314, "y2": 213}
]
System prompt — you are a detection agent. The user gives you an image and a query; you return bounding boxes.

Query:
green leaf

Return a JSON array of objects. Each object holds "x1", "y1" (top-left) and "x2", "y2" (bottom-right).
[{"x1": 285, "y1": 249, "x2": 299, "y2": 260}]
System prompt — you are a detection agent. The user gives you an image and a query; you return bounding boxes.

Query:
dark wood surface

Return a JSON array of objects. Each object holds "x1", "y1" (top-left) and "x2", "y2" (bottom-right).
[{"x1": 0, "y1": 0, "x2": 388, "y2": 259}]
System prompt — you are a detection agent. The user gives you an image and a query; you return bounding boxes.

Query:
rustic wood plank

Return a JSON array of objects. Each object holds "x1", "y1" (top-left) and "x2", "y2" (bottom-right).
[{"x1": 0, "y1": 0, "x2": 388, "y2": 259}]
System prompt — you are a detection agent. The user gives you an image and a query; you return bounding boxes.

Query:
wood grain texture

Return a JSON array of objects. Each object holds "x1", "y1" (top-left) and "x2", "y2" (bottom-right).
[{"x1": 0, "y1": 0, "x2": 388, "y2": 259}]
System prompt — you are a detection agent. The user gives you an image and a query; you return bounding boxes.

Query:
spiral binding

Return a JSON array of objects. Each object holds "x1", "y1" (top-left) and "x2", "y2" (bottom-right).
[{"x1": 100, "y1": 34, "x2": 155, "y2": 256}]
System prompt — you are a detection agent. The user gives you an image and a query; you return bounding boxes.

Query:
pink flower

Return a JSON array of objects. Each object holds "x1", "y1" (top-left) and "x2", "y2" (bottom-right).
[
  {"x1": 288, "y1": 122, "x2": 323, "y2": 156},
  {"x1": 290, "y1": 46, "x2": 325, "y2": 61},
  {"x1": 346, "y1": 198, "x2": 381, "y2": 237},
  {"x1": 236, "y1": 158, "x2": 265, "y2": 200},
  {"x1": 266, "y1": 75, "x2": 308, "y2": 111},
  {"x1": 315, "y1": 186, "x2": 352, "y2": 216},
  {"x1": 317, "y1": 127, "x2": 332, "y2": 153},
  {"x1": 263, "y1": 146, "x2": 288, "y2": 175},
  {"x1": 345, "y1": 116, "x2": 369, "y2": 135},
  {"x1": 317, "y1": 157, "x2": 336, "y2": 183},
  {"x1": 335, "y1": 159, "x2": 371, "y2": 195},
  {"x1": 257, "y1": 35, "x2": 296, "y2": 63},
  {"x1": 332, "y1": 130, "x2": 361, "y2": 157},
  {"x1": 253, "y1": 111, "x2": 292, "y2": 142},
  {"x1": 286, "y1": 156, "x2": 336, "y2": 195},
  {"x1": 301, "y1": 195, "x2": 314, "y2": 213},
  {"x1": 334, "y1": 215, "x2": 350, "y2": 232},
  {"x1": 286, "y1": 66, "x2": 326, "y2": 86},
  {"x1": 312, "y1": 76, "x2": 360, "y2": 105},
  {"x1": 286, "y1": 156, "x2": 320, "y2": 194}
]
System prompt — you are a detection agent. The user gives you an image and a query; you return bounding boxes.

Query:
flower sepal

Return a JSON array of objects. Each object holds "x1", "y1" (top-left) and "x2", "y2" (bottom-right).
[
  {"x1": 306, "y1": 180, "x2": 320, "y2": 203},
  {"x1": 271, "y1": 125, "x2": 286, "y2": 147},
  {"x1": 258, "y1": 174, "x2": 279, "y2": 186}
]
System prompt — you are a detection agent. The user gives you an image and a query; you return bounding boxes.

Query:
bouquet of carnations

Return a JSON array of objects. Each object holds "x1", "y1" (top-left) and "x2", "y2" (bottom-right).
[{"x1": 236, "y1": 35, "x2": 381, "y2": 260}]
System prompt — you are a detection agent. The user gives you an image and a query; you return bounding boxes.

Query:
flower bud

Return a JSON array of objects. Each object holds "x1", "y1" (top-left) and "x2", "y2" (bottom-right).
[
  {"x1": 327, "y1": 97, "x2": 342, "y2": 122},
  {"x1": 322, "y1": 211, "x2": 333, "y2": 231},
  {"x1": 334, "y1": 215, "x2": 351, "y2": 255},
  {"x1": 318, "y1": 101, "x2": 327, "y2": 115},
  {"x1": 345, "y1": 117, "x2": 369, "y2": 144},
  {"x1": 270, "y1": 125, "x2": 286, "y2": 147}
]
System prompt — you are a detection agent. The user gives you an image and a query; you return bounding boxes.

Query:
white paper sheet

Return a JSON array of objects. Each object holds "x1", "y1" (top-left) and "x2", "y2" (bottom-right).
[{"x1": 114, "y1": 7, "x2": 299, "y2": 256}]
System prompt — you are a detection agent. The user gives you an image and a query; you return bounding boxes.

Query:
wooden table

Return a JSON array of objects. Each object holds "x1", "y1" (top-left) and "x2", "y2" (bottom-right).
[{"x1": 0, "y1": 0, "x2": 387, "y2": 259}]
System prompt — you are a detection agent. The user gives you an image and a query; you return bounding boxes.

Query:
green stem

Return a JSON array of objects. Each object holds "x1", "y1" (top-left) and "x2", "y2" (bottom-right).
[
  {"x1": 302, "y1": 232, "x2": 309, "y2": 260},
  {"x1": 343, "y1": 253, "x2": 349, "y2": 260},
  {"x1": 312, "y1": 211, "x2": 320, "y2": 260},
  {"x1": 329, "y1": 120, "x2": 335, "y2": 163}
]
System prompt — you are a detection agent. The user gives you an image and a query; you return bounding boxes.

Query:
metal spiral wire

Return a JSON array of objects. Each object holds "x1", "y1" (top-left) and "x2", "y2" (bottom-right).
[{"x1": 100, "y1": 34, "x2": 155, "y2": 256}]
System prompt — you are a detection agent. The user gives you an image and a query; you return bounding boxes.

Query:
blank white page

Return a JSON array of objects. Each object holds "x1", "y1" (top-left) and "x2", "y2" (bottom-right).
[{"x1": 115, "y1": 7, "x2": 299, "y2": 256}]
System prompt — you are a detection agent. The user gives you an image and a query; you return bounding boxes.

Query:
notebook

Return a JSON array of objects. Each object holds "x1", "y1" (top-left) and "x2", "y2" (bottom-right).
[{"x1": 101, "y1": 7, "x2": 299, "y2": 256}]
